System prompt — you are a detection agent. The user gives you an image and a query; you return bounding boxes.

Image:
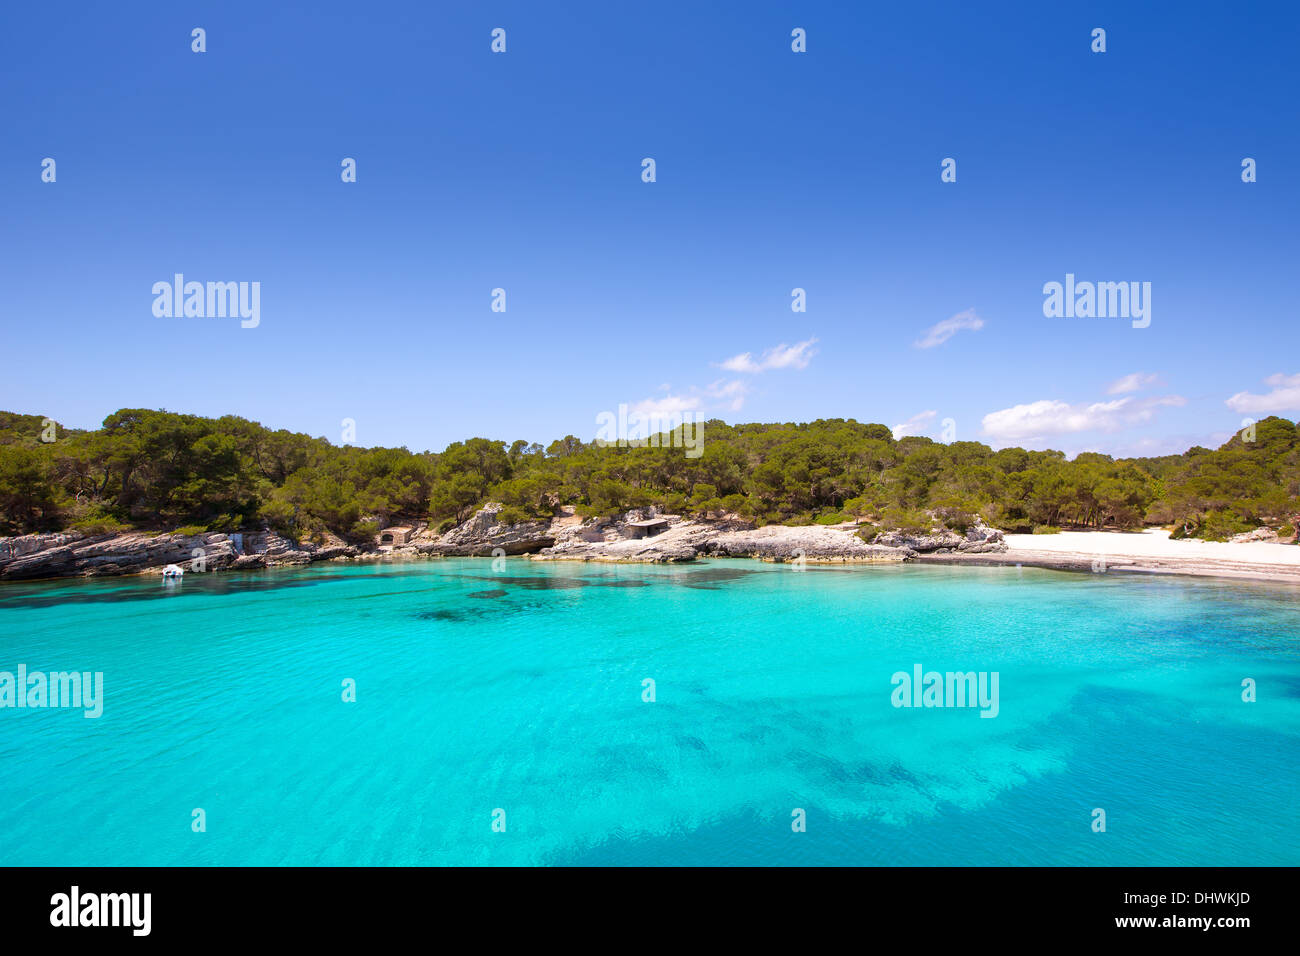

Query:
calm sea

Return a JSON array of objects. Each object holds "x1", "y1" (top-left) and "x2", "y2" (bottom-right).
[{"x1": 0, "y1": 558, "x2": 1296, "y2": 865}]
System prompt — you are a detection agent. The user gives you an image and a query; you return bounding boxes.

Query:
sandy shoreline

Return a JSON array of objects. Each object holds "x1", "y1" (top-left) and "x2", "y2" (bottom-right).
[{"x1": 918, "y1": 529, "x2": 1300, "y2": 583}]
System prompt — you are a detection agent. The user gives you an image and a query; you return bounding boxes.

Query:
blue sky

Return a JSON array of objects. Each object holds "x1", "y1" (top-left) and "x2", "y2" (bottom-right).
[{"x1": 2, "y1": 1, "x2": 1297, "y2": 456}]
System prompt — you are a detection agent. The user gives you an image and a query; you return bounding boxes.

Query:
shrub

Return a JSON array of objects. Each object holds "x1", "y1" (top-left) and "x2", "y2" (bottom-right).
[
  {"x1": 933, "y1": 505, "x2": 977, "y2": 533},
  {"x1": 689, "y1": 484, "x2": 717, "y2": 509},
  {"x1": 348, "y1": 518, "x2": 382, "y2": 544},
  {"x1": 70, "y1": 514, "x2": 131, "y2": 536},
  {"x1": 497, "y1": 505, "x2": 528, "y2": 526},
  {"x1": 1278, "y1": 523, "x2": 1295, "y2": 538},
  {"x1": 175, "y1": 524, "x2": 208, "y2": 537},
  {"x1": 721, "y1": 493, "x2": 756, "y2": 519},
  {"x1": 659, "y1": 492, "x2": 689, "y2": 515},
  {"x1": 1032, "y1": 525, "x2": 1061, "y2": 535},
  {"x1": 878, "y1": 507, "x2": 931, "y2": 535},
  {"x1": 841, "y1": 496, "x2": 864, "y2": 513},
  {"x1": 205, "y1": 513, "x2": 241, "y2": 533},
  {"x1": 692, "y1": 498, "x2": 725, "y2": 518},
  {"x1": 1192, "y1": 511, "x2": 1255, "y2": 542}
]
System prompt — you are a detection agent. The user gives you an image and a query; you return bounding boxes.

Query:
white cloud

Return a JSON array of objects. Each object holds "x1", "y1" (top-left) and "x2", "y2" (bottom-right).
[
  {"x1": 981, "y1": 395, "x2": 1186, "y2": 444},
  {"x1": 1106, "y1": 372, "x2": 1161, "y2": 395},
  {"x1": 627, "y1": 340, "x2": 813, "y2": 428},
  {"x1": 913, "y1": 308, "x2": 984, "y2": 349},
  {"x1": 718, "y1": 338, "x2": 818, "y2": 373},
  {"x1": 630, "y1": 394, "x2": 700, "y2": 419},
  {"x1": 704, "y1": 378, "x2": 748, "y2": 411},
  {"x1": 891, "y1": 410, "x2": 937, "y2": 440},
  {"x1": 1225, "y1": 372, "x2": 1300, "y2": 414},
  {"x1": 626, "y1": 378, "x2": 749, "y2": 425}
]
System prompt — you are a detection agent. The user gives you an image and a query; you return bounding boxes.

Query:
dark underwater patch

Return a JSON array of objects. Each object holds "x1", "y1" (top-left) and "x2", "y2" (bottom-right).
[
  {"x1": 685, "y1": 567, "x2": 760, "y2": 583},
  {"x1": 415, "y1": 595, "x2": 557, "y2": 622},
  {"x1": 1272, "y1": 675, "x2": 1300, "y2": 699},
  {"x1": 675, "y1": 567, "x2": 762, "y2": 589},
  {"x1": 0, "y1": 569, "x2": 358, "y2": 610},
  {"x1": 415, "y1": 607, "x2": 473, "y2": 622},
  {"x1": 464, "y1": 575, "x2": 590, "y2": 590},
  {"x1": 787, "y1": 747, "x2": 884, "y2": 786}
]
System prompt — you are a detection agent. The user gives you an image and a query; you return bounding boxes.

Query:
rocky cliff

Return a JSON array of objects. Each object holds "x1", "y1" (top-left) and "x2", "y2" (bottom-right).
[
  {"x1": 871, "y1": 523, "x2": 1007, "y2": 554},
  {"x1": 0, "y1": 530, "x2": 356, "y2": 581},
  {"x1": 0, "y1": 506, "x2": 1007, "y2": 581},
  {"x1": 532, "y1": 509, "x2": 922, "y2": 564},
  {"x1": 421, "y1": 504, "x2": 555, "y2": 556}
]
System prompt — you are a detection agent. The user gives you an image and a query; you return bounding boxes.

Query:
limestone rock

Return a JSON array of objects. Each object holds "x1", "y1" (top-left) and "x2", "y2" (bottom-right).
[
  {"x1": 958, "y1": 523, "x2": 1008, "y2": 553},
  {"x1": 873, "y1": 528, "x2": 965, "y2": 551},
  {"x1": 872, "y1": 522, "x2": 1007, "y2": 554},
  {"x1": 1229, "y1": 527, "x2": 1278, "y2": 544},
  {"x1": 431, "y1": 504, "x2": 555, "y2": 556},
  {"x1": 534, "y1": 513, "x2": 913, "y2": 564},
  {"x1": 0, "y1": 528, "x2": 357, "y2": 580}
]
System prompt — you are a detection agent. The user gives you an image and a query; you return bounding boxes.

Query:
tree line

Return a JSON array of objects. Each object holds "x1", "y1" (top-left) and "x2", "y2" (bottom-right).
[{"x1": 1, "y1": 409, "x2": 1296, "y2": 543}]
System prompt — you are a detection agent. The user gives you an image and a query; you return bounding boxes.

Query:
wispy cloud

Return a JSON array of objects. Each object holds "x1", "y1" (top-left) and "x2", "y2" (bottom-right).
[
  {"x1": 981, "y1": 395, "x2": 1186, "y2": 444},
  {"x1": 628, "y1": 378, "x2": 749, "y2": 420},
  {"x1": 629, "y1": 394, "x2": 701, "y2": 419},
  {"x1": 1106, "y1": 372, "x2": 1161, "y2": 395},
  {"x1": 891, "y1": 410, "x2": 936, "y2": 440},
  {"x1": 703, "y1": 378, "x2": 748, "y2": 411},
  {"x1": 628, "y1": 339, "x2": 813, "y2": 425},
  {"x1": 717, "y1": 338, "x2": 818, "y2": 373},
  {"x1": 1225, "y1": 372, "x2": 1300, "y2": 414},
  {"x1": 914, "y1": 308, "x2": 984, "y2": 349}
]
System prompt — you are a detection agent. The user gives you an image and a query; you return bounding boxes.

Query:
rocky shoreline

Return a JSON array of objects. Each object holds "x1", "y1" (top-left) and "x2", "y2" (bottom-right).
[
  {"x1": 0, "y1": 529, "x2": 358, "y2": 581},
  {"x1": 6, "y1": 507, "x2": 1293, "y2": 584},
  {"x1": 0, "y1": 505, "x2": 1007, "y2": 581},
  {"x1": 524, "y1": 509, "x2": 1006, "y2": 564}
]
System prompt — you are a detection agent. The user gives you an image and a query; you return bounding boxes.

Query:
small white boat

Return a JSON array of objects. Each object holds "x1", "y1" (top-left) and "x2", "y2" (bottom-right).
[{"x1": 162, "y1": 564, "x2": 185, "y2": 579}]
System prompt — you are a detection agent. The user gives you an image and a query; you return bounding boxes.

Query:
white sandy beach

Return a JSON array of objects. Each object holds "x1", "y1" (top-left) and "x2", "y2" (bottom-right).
[
  {"x1": 967, "y1": 528, "x2": 1300, "y2": 582},
  {"x1": 1006, "y1": 529, "x2": 1300, "y2": 565}
]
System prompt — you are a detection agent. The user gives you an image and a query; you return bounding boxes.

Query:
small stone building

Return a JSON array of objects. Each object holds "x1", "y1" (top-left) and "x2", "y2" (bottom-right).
[
  {"x1": 628, "y1": 518, "x2": 669, "y2": 539},
  {"x1": 377, "y1": 526, "x2": 414, "y2": 547}
]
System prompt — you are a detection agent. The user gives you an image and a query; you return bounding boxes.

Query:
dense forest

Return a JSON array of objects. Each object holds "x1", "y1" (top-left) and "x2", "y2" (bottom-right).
[{"x1": 1, "y1": 408, "x2": 1296, "y2": 543}]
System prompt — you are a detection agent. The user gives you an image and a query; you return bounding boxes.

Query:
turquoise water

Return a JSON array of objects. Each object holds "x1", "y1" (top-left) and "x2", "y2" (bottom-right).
[{"x1": 0, "y1": 558, "x2": 1297, "y2": 866}]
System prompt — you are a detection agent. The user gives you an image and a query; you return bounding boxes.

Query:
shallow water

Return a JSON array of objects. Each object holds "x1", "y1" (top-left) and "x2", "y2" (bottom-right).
[{"x1": 0, "y1": 559, "x2": 1296, "y2": 865}]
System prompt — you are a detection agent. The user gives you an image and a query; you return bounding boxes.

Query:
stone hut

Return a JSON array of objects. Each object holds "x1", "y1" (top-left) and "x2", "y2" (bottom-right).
[
  {"x1": 627, "y1": 518, "x2": 669, "y2": 539},
  {"x1": 377, "y1": 526, "x2": 414, "y2": 547}
]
